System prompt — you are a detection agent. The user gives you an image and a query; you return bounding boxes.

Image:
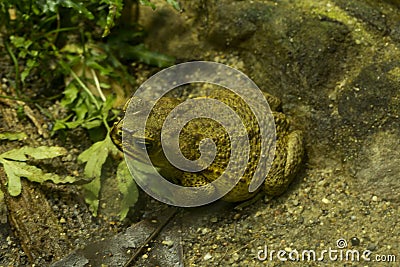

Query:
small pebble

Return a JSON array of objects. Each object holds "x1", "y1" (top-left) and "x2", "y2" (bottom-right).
[
  {"x1": 367, "y1": 243, "x2": 377, "y2": 251},
  {"x1": 162, "y1": 240, "x2": 174, "y2": 247},
  {"x1": 210, "y1": 217, "x2": 218, "y2": 223},
  {"x1": 371, "y1": 195, "x2": 378, "y2": 202},
  {"x1": 201, "y1": 228, "x2": 209, "y2": 235},
  {"x1": 6, "y1": 236, "x2": 12, "y2": 246},
  {"x1": 233, "y1": 213, "x2": 241, "y2": 220},
  {"x1": 254, "y1": 211, "x2": 263, "y2": 217},
  {"x1": 350, "y1": 237, "x2": 360, "y2": 246},
  {"x1": 203, "y1": 252, "x2": 212, "y2": 260},
  {"x1": 232, "y1": 253, "x2": 239, "y2": 261},
  {"x1": 322, "y1": 197, "x2": 331, "y2": 204}
]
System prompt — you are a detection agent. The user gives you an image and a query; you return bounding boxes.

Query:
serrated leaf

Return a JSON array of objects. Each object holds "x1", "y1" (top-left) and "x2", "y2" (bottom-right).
[
  {"x1": 1, "y1": 160, "x2": 24, "y2": 196},
  {"x1": 125, "y1": 44, "x2": 175, "y2": 67},
  {"x1": 101, "y1": 0, "x2": 124, "y2": 37},
  {"x1": 0, "y1": 146, "x2": 80, "y2": 197},
  {"x1": 1, "y1": 148, "x2": 27, "y2": 162},
  {"x1": 116, "y1": 161, "x2": 138, "y2": 220},
  {"x1": 0, "y1": 146, "x2": 67, "y2": 161},
  {"x1": 82, "y1": 119, "x2": 103, "y2": 129},
  {"x1": 21, "y1": 58, "x2": 39, "y2": 83},
  {"x1": 78, "y1": 140, "x2": 110, "y2": 179},
  {"x1": 81, "y1": 174, "x2": 101, "y2": 216},
  {"x1": 60, "y1": 0, "x2": 94, "y2": 20},
  {"x1": 10, "y1": 36, "x2": 32, "y2": 49},
  {"x1": 52, "y1": 121, "x2": 66, "y2": 132},
  {"x1": 61, "y1": 83, "x2": 79, "y2": 106},
  {"x1": 79, "y1": 135, "x2": 120, "y2": 216},
  {"x1": 25, "y1": 146, "x2": 67, "y2": 160},
  {"x1": 64, "y1": 120, "x2": 84, "y2": 129},
  {"x1": 2, "y1": 160, "x2": 79, "y2": 196},
  {"x1": 0, "y1": 132, "x2": 27, "y2": 141}
]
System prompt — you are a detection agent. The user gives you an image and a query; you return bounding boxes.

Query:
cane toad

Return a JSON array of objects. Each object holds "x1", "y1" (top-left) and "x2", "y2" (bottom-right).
[{"x1": 110, "y1": 88, "x2": 304, "y2": 202}]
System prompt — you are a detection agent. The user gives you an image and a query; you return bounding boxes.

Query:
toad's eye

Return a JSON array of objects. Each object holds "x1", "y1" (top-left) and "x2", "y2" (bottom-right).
[{"x1": 134, "y1": 139, "x2": 153, "y2": 151}]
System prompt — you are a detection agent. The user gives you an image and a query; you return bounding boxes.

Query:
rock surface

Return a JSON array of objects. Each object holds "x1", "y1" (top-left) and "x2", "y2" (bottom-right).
[{"x1": 136, "y1": 0, "x2": 399, "y2": 265}]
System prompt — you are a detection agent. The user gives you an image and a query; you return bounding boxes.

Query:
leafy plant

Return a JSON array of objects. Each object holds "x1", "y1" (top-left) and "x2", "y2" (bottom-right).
[
  {"x1": 0, "y1": 0, "x2": 180, "y2": 220},
  {"x1": 140, "y1": 0, "x2": 181, "y2": 11},
  {"x1": 78, "y1": 135, "x2": 139, "y2": 219},
  {"x1": 0, "y1": 146, "x2": 84, "y2": 196}
]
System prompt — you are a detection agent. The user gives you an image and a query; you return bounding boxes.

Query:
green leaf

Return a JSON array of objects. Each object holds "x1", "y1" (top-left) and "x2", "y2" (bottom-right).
[
  {"x1": 0, "y1": 132, "x2": 27, "y2": 141},
  {"x1": 117, "y1": 43, "x2": 175, "y2": 67},
  {"x1": 25, "y1": 146, "x2": 68, "y2": 160},
  {"x1": 20, "y1": 57, "x2": 39, "y2": 83},
  {"x1": 86, "y1": 59, "x2": 114, "y2": 76},
  {"x1": 81, "y1": 118, "x2": 103, "y2": 129},
  {"x1": 9, "y1": 36, "x2": 32, "y2": 50},
  {"x1": 0, "y1": 146, "x2": 82, "y2": 197},
  {"x1": 81, "y1": 174, "x2": 101, "y2": 216},
  {"x1": 73, "y1": 99, "x2": 89, "y2": 121},
  {"x1": 79, "y1": 135, "x2": 119, "y2": 216},
  {"x1": 51, "y1": 120, "x2": 68, "y2": 132},
  {"x1": 166, "y1": 0, "x2": 181, "y2": 11},
  {"x1": 2, "y1": 160, "x2": 23, "y2": 196},
  {"x1": 60, "y1": 0, "x2": 94, "y2": 20},
  {"x1": 116, "y1": 161, "x2": 138, "y2": 220},
  {"x1": 61, "y1": 83, "x2": 79, "y2": 107},
  {"x1": 64, "y1": 119, "x2": 85, "y2": 129},
  {"x1": 1, "y1": 146, "x2": 68, "y2": 161},
  {"x1": 2, "y1": 160, "x2": 78, "y2": 196},
  {"x1": 101, "y1": 94, "x2": 116, "y2": 117},
  {"x1": 101, "y1": 0, "x2": 124, "y2": 37},
  {"x1": 139, "y1": 0, "x2": 156, "y2": 10},
  {"x1": 79, "y1": 139, "x2": 110, "y2": 179}
]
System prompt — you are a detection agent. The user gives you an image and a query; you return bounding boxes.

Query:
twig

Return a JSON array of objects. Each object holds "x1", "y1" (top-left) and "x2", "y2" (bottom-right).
[
  {"x1": 0, "y1": 88, "x2": 48, "y2": 138},
  {"x1": 90, "y1": 68, "x2": 106, "y2": 102},
  {"x1": 124, "y1": 206, "x2": 179, "y2": 267}
]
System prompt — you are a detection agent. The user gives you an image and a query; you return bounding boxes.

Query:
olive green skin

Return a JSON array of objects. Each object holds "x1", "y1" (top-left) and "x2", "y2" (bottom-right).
[{"x1": 111, "y1": 89, "x2": 304, "y2": 202}]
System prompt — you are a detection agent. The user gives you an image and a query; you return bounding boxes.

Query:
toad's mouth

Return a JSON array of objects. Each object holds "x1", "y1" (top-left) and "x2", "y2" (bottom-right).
[
  {"x1": 121, "y1": 136, "x2": 168, "y2": 170},
  {"x1": 120, "y1": 141, "x2": 148, "y2": 163},
  {"x1": 120, "y1": 127, "x2": 151, "y2": 162},
  {"x1": 121, "y1": 140, "x2": 154, "y2": 162}
]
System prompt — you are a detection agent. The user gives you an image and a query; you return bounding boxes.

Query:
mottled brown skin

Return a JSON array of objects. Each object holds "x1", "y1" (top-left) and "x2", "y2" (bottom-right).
[{"x1": 111, "y1": 89, "x2": 304, "y2": 202}]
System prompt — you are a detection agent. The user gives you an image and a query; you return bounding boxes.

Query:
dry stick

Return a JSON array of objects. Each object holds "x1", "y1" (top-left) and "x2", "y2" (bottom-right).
[
  {"x1": 0, "y1": 88, "x2": 48, "y2": 138},
  {"x1": 124, "y1": 206, "x2": 179, "y2": 267},
  {"x1": 0, "y1": 169, "x2": 35, "y2": 262}
]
